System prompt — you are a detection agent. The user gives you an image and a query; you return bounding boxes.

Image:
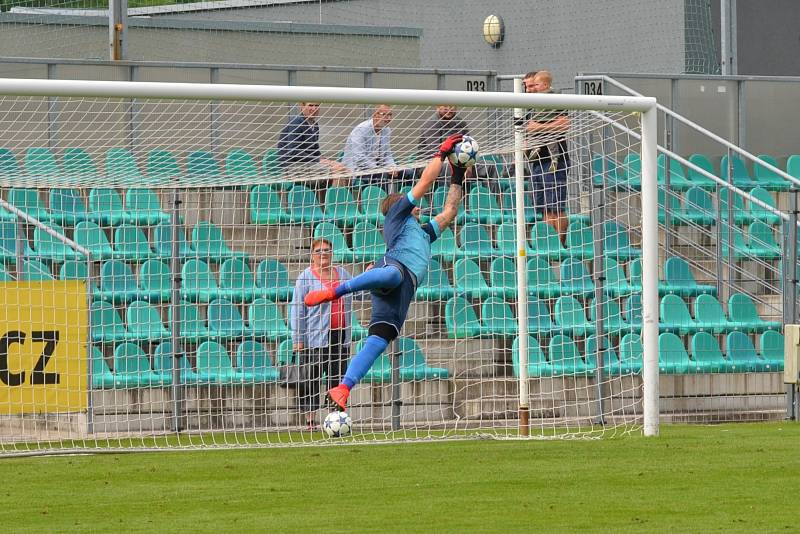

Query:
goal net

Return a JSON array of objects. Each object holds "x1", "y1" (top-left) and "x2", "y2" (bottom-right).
[{"x1": 0, "y1": 79, "x2": 657, "y2": 454}]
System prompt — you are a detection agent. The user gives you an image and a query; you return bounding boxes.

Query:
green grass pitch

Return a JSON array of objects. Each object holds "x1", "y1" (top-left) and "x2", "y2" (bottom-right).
[{"x1": 2, "y1": 422, "x2": 798, "y2": 532}]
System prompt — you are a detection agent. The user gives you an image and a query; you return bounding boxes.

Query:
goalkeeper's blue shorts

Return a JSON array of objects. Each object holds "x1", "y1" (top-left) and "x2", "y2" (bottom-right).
[
  {"x1": 528, "y1": 157, "x2": 568, "y2": 214},
  {"x1": 369, "y1": 257, "x2": 417, "y2": 336}
]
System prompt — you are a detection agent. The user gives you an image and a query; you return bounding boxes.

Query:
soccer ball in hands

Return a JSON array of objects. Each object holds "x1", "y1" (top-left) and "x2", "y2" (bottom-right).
[
  {"x1": 323, "y1": 411, "x2": 352, "y2": 437},
  {"x1": 448, "y1": 135, "x2": 479, "y2": 168}
]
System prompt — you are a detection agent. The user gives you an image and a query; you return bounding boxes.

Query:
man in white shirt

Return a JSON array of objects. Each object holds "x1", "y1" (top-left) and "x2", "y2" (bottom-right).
[{"x1": 343, "y1": 104, "x2": 414, "y2": 187}]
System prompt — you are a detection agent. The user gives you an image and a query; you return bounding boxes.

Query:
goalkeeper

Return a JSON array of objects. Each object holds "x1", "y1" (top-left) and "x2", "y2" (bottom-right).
[{"x1": 304, "y1": 133, "x2": 468, "y2": 411}]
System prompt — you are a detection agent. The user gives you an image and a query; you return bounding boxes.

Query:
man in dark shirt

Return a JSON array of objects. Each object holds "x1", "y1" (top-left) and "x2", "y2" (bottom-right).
[{"x1": 277, "y1": 102, "x2": 347, "y2": 184}]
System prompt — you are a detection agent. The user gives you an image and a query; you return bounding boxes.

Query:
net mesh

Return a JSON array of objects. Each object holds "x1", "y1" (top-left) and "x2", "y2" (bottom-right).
[{"x1": 0, "y1": 88, "x2": 649, "y2": 453}]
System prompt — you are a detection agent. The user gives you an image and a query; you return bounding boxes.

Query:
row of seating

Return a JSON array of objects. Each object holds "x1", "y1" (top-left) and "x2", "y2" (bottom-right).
[
  {"x1": 599, "y1": 153, "x2": 800, "y2": 192},
  {"x1": 92, "y1": 336, "x2": 445, "y2": 389},
  {"x1": 512, "y1": 330, "x2": 784, "y2": 377},
  {"x1": 445, "y1": 293, "x2": 779, "y2": 339},
  {"x1": 0, "y1": 219, "x2": 242, "y2": 264},
  {"x1": 659, "y1": 186, "x2": 781, "y2": 227}
]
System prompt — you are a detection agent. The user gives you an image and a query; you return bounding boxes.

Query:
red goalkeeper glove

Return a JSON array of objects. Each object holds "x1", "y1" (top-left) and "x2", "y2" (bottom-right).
[{"x1": 436, "y1": 133, "x2": 463, "y2": 161}]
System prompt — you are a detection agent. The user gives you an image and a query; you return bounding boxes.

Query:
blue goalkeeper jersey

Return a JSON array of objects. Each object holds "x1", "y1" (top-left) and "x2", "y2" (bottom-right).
[{"x1": 383, "y1": 192, "x2": 440, "y2": 286}]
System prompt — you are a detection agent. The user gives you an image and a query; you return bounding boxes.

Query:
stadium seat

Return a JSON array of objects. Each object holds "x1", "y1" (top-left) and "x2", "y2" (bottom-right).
[
  {"x1": 525, "y1": 257, "x2": 561, "y2": 298},
  {"x1": 207, "y1": 298, "x2": 250, "y2": 340},
  {"x1": 592, "y1": 154, "x2": 625, "y2": 189},
  {"x1": 686, "y1": 153, "x2": 717, "y2": 190},
  {"x1": 689, "y1": 332, "x2": 730, "y2": 373},
  {"x1": 480, "y1": 296, "x2": 518, "y2": 338},
  {"x1": 73, "y1": 221, "x2": 115, "y2": 261},
  {"x1": 186, "y1": 150, "x2": 221, "y2": 182},
  {"x1": 657, "y1": 154, "x2": 692, "y2": 191},
  {"x1": 719, "y1": 225, "x2": 748, "y2": 260},
  {"x1": 106, "y1": 148, "x2": 144, "y2": 185},
  {"x1": 416, "y1": 258, "x2": 455, "y2": 301},
  {"x1": 464, "y1": 184, "x2": 507, "y2": 224},
  {"x1": 58, "y1": 260, "x2": 97, "y2": 294},
  {"x1": 29, "y1": 223, "x2": 79, "y2": 262},
  {"x1": 727, "y1": 293, "x2": 781, "y2": 333},
  {"x1": 195, "y1": 340, "x2": 246, "y2": 384},
  {"x1": 719, "y1": 188, "x2": 750, "y2": 226},
  {"x1": 453, "y1": 258, "x2": 493, "y2": 299},
  {"x1": 603, "y1": 221, "x2": 640, "y2": 260},
  {"x1": 0, "y1": 221, "x2": 24, "y2": 263},
  {"x1": 8, "y1": 188, "x2": 52, "y2": 223},
  {"x1": 181, "y1": 259, "x2": 221, "y2": 303},
  {"x1": 113, "y1": 224, "x2": 156, "y2": 262},
  {"x1": 759, "y1": 330, "x2": 784, "y2": 371},
  {"x1": 137, "y1": 259, "x2": 172, "y2": 302},
  {"x1": 787, "y1": 155, "x2": 800, "y2": 184},
  {"x1": 351, "y1": 221, "x2": 386, "y2": 262},
  {"x1": 313, "y1": 222, "x2": 355, "y2": 263},
  {"x1": 125, "y1": 300, "x2": 170, "y2": 342},
  {"x1": 618, "y1": 333, "x2": 644, "y2": 374},
  {"x1": 90, "y1": 300, "x2": 129, "y2": 343},
  {"x1": 498, "y1": 188, "x2": 538, "y2": 223},
  {"x1": 169, "y1": 301, "x2": 210, "y2": 343},
  {"x1": 285, "y1": 184, "x2": 325, "y2": 225},
  {"x1": 445, "y1": 296, "x2": 482, "y2": 338},
  {"x1": 24, "y1": 147, "x2": 62, "y2": 183},
  {"x1": 559, "y1": 258, "x2": 595, "y2": 298},
  {"x1": 20, "y1": 259, "x2": 54, "y2": 281},
  {"x1": 753, "y1": 154, "x2": 791, "y2": 191},
  {"x1": 154, "y1": 222, "x2": 196, "y2": 259},
  {"x1": 565, "y1": 221, "x2": 594, "y2": 259},
  {"x1": 247, "y1": 297, "x2": 291, "y2": 341},
  {"x1": 746, "y1": 221, "x2": 781, "y2": 259},
  {"x1": 191, "y1": 221, "x2": 247, "y2": 262},
  {"x1": 527, "y1": 296, "x2": 556, "y2": 336},
  {"x1": 657, "y1": 332, "x2": 691, "y2": 374},
  {"x1": 125, "y1": 188, "x2": 170, "y2": 225},
  {"x1": 350, "y1": 310, "x2": 368, "y2": 341},
  {"x1": 589, "y1": 298, "x2": 635, "y2": 334},
  {"x1": 487, "y1": 257, "x2": 518, "y2": 300},
  {"x1": 63, "y1": 148, "x2": 100, "y2": 181},
  {"x1": 459, "y1": 222, "x2": 498, "y2": 258},
  {"x1": 747, "y1": 187, "x2": 781, "y2": 225},
  {"x1": 0, "y1": 148, "x2": 22, "y2": 183},
  {"x1": 145, "y1": 150, "x2": 181, "y2": 185},
  {"x1": 494, "y1": 221, "x2": 519, "y2": 257},
  {"x1": 218, "y1": 258, "x2": 257, "y2": 303},
  {"x1": 88, "y1": 188, "x2": 130, "y2": 226},
  {"x1": 236, "y1": 340, "x2": 280, "y2": 383},
  {"x1": 660, "y1": 294, "x2": 699, "y2": 335},
  {"x1": 554, "y1": 296, "x2": 594, "y2": 337},
  {"x1": 624, "y1": 294, "x2": 643, "y2": 328},
  {"x1": 153, "y1": 342, "x2": 203, "y2": 385},
  {"x1": 0, "y1": 264, "x2": 12, "y2": 281},
  {"x1": 511, "y1": 335, "x2": 552, "y2": 377},
  {"x1": 725, "y1": 331, "x2": 765, "y2": 372},
  {"x1": 98, "y1": 260, "x2": 143, "y2": 303},
  {"x1": 603, "y1": 258, "x2": 639, "y2": 297},
  {"x1": 249, "y1": 185, "x2": 288, "y2": 225},
  {"x1": 260, "y1": 148, "x2": 284, "y2": 183},
  {"x1": 276, "y1": 339, "x2": 296, "y2": 367},
  {"x1": 324, "y1": 186, "x2": 361, "y2": 227},
  {"x1": 355, "y1": 346, "x2": 393, "y2": 383},
  {"x1": 548, "y1": 335, "x2": 592, "y2": 375},
  {"x1": 529, "y1": 221, "x2": 568, "y2": 260},
  {"x1": 584, "y1": 334, "x2": 619, "y2": 375},
  {"x1": 359, "y1": 185, "x2": 387, "y2": 225},
  {"x1": 621, "y1": 153, "x2": 642, "y2": 190},
  {"x1": 255, "y1": 258, "x2": 294, "y2": 302},
  {"x1": 720, "y1": 154, "x2": 755, "y2": 189},
  {"x1": 658, "y1": 189, "x2": 684, "y2": 226},
  {"x1": 430, "y1": 227, "x2": 458, "y2": 260},
  {"x1": 663, "y1": 257, "x2": 717, "y2": 296},
  {"x1": 91, "y1": 346, "x2": 119, "y2": 389},
  {"x1": 397, "y1": 337, "x2": 449, "y2": 380},
  {"x1": 225, "y1": 149, "x2": 260, "y2": 180},
  {"x1": 679, "y1": 186, "x2": 716, "y2": 226},
  {"x1": 49, "y1": 188, "x2": 90, "y2": 226}
]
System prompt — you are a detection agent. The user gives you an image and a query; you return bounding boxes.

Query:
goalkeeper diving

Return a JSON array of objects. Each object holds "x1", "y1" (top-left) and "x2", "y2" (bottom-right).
[{"x1": 304, "y1": 133, "x2": 470, "y2": 411}]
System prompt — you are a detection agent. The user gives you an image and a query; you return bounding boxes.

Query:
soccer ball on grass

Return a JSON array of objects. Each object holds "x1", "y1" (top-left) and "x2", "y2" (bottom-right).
[
  {"x1": 448, "y1": 135, "x2": 479, "y2": 168},
  {"x1": 323, "y1": 411, "x2": 352, "y2": 437}
]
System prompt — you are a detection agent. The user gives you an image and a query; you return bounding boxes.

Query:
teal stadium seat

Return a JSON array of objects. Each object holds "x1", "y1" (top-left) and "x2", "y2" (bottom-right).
[
  {"x1": 49, "y1": 188, "x2": 90, "y2": 226},
  {"x1": 679, "y1": 186, "x2": 716, "y2": 226},
  {"x1": 565, "y1": 221, "x2": 594, "y2": 259},
  {"x1": 73, "y1": 221, "x2": 115, "y2": 260},
  {"x1": 759, "y1": 330, "x2": 784, "y2": 371},
  {"x1": 753, "y1": 154, "x2": 791, "y2": 191},
  {"x1": 88, "y1": 188, "x2": 130, "y2": 226},
  {"x1": 727, "y1": 293, "x2": 781, "y2": 333},
  {"x1": 416, "y1": 258, "x2": 455, "y2": 301},
  {"x1": 90, "y1": 300, "x2": 129, "y2": 343},
  {"x1": 98, "y1": 259, "x2": 143, "y2": 303},
  {"x1": 186, "y1": 150, "x2": 221, "y2": 182},
  {"x1": 445, "y1": 296, "x2": 482, "y2": 338},
  {"x1": 657, "y1": 154, "x2": 692, "y2": 191},
  {"x1": 125, "y1": 300, "x2": 170, "y2": 342},
  {"x1": 603, "y1": 257, "x2": 639, "y2": 297},
  {"x1": 511, "y1": 335, "x2": 551, "y2": 377},
  {"x1": 29, "y1": 223, "x2": 79, "y2": 262},
  {"x1": 247, "y1": 297, "x2": 291, "y2": 341},
  {"x1": 62, "y1": 148, "x2": 99, "y2": 182},
  {"x1": 527, "y1": 296, "x2": 556, "y2": 336},
  {"x1": 359, "y1": 185, "x2": 386, "y2": 225},
  {"x1": 720, "y1": 154, "x2": 755, "y2": 189},
  {"x1": 236, "y1": 340, "x2": 280, "y2": 383},
  {"x1": 125, "y1": 188, "x2": 170, "y2": 225},
  {"x1": 725, "y1": 331, "x2": 764, "y2": 372},
  {"x1": 137, "y1": 259, "x2": 172, "y2": 302},
  {"x1": 548, "y1": 335, "x2": 592, "y2": 375},
  {"x1": 559, "y1": 258, "x2": 595, "y2": 298},
  {"x1": 453, "y1": 258, "x2": 493, "y2": 299},
  {"x1": 154, "y1": 222, "x2": 195, "y2": 259},
  {"x1": 225, "y1": 149, "x2": 260, "y2": 181},
  {"x1": 106, "y1": 148, "x2": 145, "y2": 185},
  {"x1": 747, "y1": 187, "x2": 781, "y2": 225},
  {"x1": 686, "y1": 154, "x2": 717, "y2": 190},
  {"x1": 20, "y1": 259, "x2": 54, "y2": 281},
  {"x1": 584, "y1": 334, "x2": 619, "y2": 375},
  {"x1": 351, "y1": 221, "x2": 386, "y2": 262},
  {"x1": 657, "y1": 332, "x2": 691, "y2": 374},
  {"x1": 603, "y1": 221, "x2": 640, "y2": 260},
  {"x1": 218, "y1": 258, "x2": 257, "y2": 303},
  {"x1": 324, "y1": 186, "x2": 361, "y2": 227},
  {"x1": 397, "y1": 337, "x2": 449, "y2": 380},
  {"x1": 249, "y1": 185, "x2": 288, "y2": 225},
  {"x1": 113, "y1": 224, "x2": 156, "y2": 261},
  {"x1": 0, "y1": 221, "x2": 23, "y2": 263},
  {"x1": 261, "y1": 149, "x2": 286, "y2": 187},
  {"x1": 285, "y1": 184, "x2": 325, "y2": 225},
  {"x1": 526, "y1": 257, "x2": 561, "y2": 298},
  {"x1": 112, "y1": 342, "x2": 166, "y2": 388},
  {"x1": 91, "y1": 346, "x2": 119, "y2": 389},
  {"x1": 529, "y1": 221, "x2": 568, "y2": 260},
  {"x1": 181, "y1": 259, "x2": 221, "y2": 303},
  {"x1": 430, "y1": 228, "x2": 458, "y2": 260},
  {"x1": 719, "y1": 188, "x2": 750, "y2": 226},
  {"x1": 255, "y1": 258, "x2": 294, "y2": 302},
  {"x1": 488, "y1": 257, "x2": 518, "y2": 300},
  {"x1": 459, "y1": 222, "x2": 498, "y2": 258},
  {"x1": 663, "y1": 257, "x2": 716, "y2": 297},
  {"x1": 59, "y1": 260, "x2": 99, "y2": 297},
  {"x1": 589, "y1": 298, "x2": 635, "y2": 335},
  {"x1": 494, "y1": 221, "x2": 519, "y2": 257},
  {"x1": 660, "y1": 294, "x2": 698, "y2": 335},
  {"x1": 618, "y1": 333, "x2": 644, "y2": 374},
  {"x1": 169, "y1": 301, "x2": 210, "y2": 343},
  {"x1": 693, "y1": 294, "x2": 733, "y2": 334},
  {"x1": 480, "y1": 296, "x2": 518, "y2": 338},
  {"x1": 145, "y1": 150, "x2": 181, "y2": 185},
  {"x1": 746, "y1": 221, "x2": 780, "y2": 259},
  {"x1": 207, "y1": 298, "x2": 250, "y2": 340},
  {"x1": 554, "y1": 296, "x2": 595, "y2": 337},
  {"x1": 24, "y1": 147, "x2": 62, "y2": 184},
  {"x1": 464, "y1": 184, "x2": 507, "y2": 225},
  {"x1": 191, "y1": 221, "x2": 247, "y2": 261},
  {"x1": 195, "y1": 340, "x2": 246, "y2": 384},
  {"x1": 689, "y1": 332, "x2": 730, "y2": 373}
]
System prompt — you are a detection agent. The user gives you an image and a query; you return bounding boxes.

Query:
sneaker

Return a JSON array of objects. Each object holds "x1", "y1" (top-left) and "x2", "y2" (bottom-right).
[
  {"x1": 326, "y1": 384, "x2": 350, "y2": 411},
  {"x1": 304, "y1": 287, "x2": 336, "y2": 307}
]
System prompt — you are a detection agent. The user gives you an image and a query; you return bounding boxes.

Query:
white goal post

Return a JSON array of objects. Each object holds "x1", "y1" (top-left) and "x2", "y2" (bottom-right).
[{"x1": 0, "y1": 77, "x2": 658, "y2": 453}]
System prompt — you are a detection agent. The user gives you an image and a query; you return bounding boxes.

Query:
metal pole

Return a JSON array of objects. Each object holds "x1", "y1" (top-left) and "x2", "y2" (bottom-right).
[
  {"x1": 513, "y1": 77, "x2": 530, "y2": 436},
  {"x1": 725, "y1": 147, "x2": 735, "y2": 301},
  {"x1": 169, "y1": 189, "x2": 184, "y2": 432},
  {"x1": 785, "y1": 189, "x2": 798, "y2": 419},
  {"x1": 390, "y1": 341, "x2": 401, "y2": 431},
  {"x1": 663, "y1": 115, "x2": 673, "y2": 258},
  {"x1": 640, "y1": 106, "x2": 659, "y2": 437},
  {"x1": 590, "y1": 176, "x2": 606, "y2": 424},
  {"x1": 85, "y1": 255, "x2": 94, "y2": 434},
  {"x1": 109, "y1": 0, "x2": 128, "y2": 61}
]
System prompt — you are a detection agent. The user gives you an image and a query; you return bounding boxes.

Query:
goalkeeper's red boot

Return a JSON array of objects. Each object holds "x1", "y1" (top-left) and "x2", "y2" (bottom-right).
[
  {"x1": 304, "y1": 287, "x2": 336, "y2": 307},
  {"x1": 326, "y1": 384, "x2": 350, "y2": 411}
]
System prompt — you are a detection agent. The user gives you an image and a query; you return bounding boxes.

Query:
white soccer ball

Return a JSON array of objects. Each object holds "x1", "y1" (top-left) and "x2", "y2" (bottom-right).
[
  {"x1": 323, "y1": 411, "x2": 352, "y2": 438},
  {"x1": 448, "y1": 135, "x2": 479, "y2": 168}
]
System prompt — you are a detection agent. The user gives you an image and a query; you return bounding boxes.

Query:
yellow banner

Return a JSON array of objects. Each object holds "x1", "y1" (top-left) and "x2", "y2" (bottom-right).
[{"x1": 0, "y1": 281, "x2": 88, "y2": 414}]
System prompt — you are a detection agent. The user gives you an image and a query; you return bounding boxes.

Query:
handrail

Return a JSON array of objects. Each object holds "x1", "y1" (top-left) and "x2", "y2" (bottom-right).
[
  {"x1": 0, "y1": 198, "x2": 92, "y2": 258},
  {"x1": 574, "y1": 74, "x2": 800, "y2": 189}
]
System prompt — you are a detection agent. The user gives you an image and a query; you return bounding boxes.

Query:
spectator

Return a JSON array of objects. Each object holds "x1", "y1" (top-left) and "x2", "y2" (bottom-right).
[
  {"x1": 289, "y1": 238, "x2": 353, "y2": 429},
  {"x1": 418, "y1": 105, "x2": 470, "y2": 157},
  {"x1": 277, "y1": 102, "x2": 348, "y2": 186},
  {"x1": 342, "y1": 104, "x2": 415, "y2": 187},
  {"x1": 523, "y1": 70, "x2": 571, "y2": 242}
]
